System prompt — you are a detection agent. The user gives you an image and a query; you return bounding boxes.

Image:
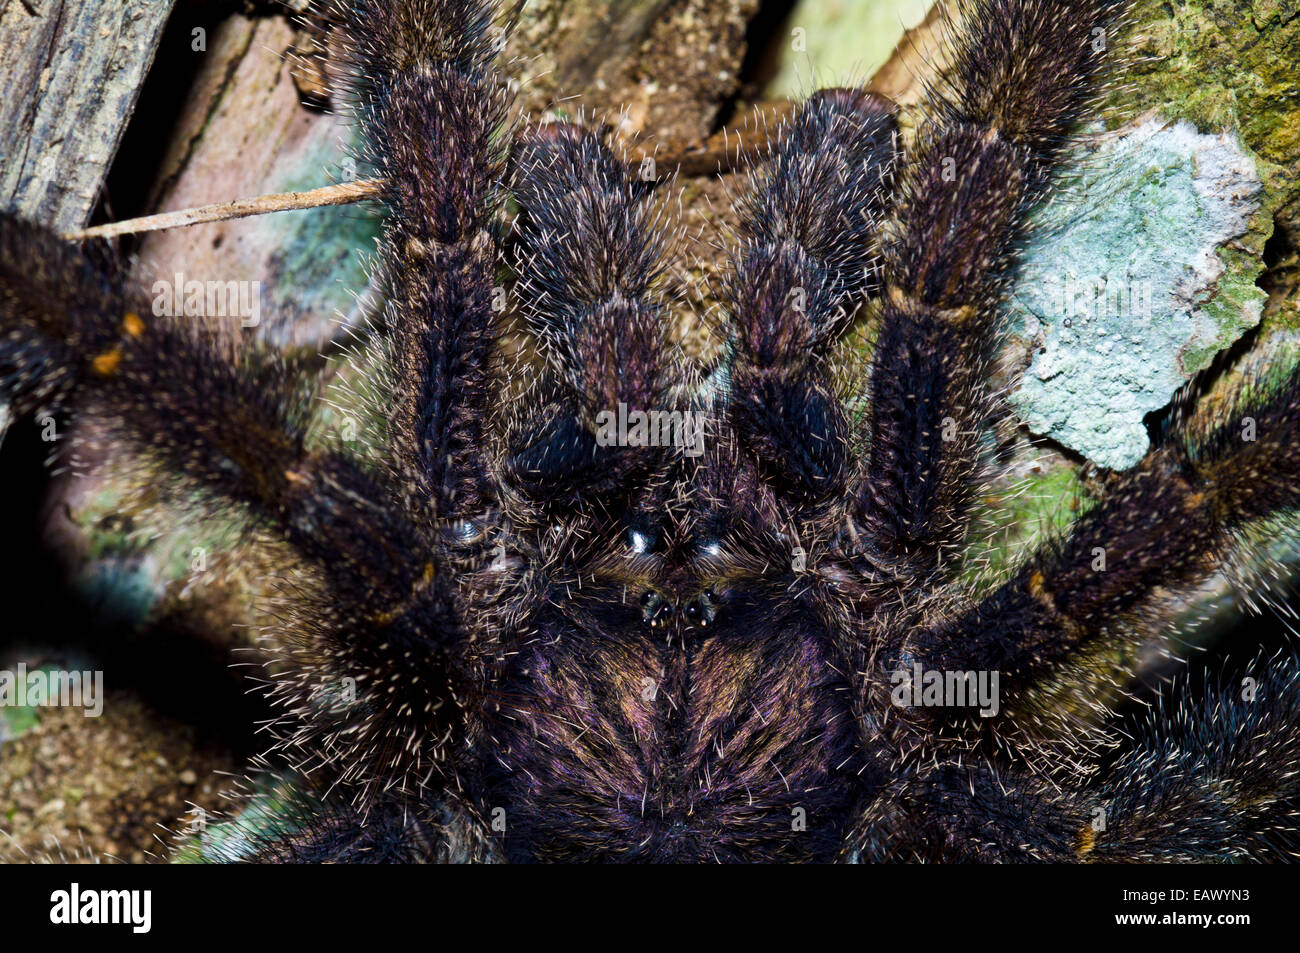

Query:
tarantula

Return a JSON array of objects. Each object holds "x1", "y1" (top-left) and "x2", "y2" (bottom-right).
[{"x1": 2, "y1": 0, "x2": 1300, "y2": 863}]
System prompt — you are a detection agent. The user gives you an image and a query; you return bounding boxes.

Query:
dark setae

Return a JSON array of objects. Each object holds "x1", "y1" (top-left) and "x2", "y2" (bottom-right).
[{"x1": 3, "y1": 0, "x2": 1300, "y2": 862}]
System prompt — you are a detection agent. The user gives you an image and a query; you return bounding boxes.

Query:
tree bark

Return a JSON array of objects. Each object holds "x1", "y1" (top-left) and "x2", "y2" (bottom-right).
[{"x1": 0, "y1": 0, "x2": 176, "y2": 231}]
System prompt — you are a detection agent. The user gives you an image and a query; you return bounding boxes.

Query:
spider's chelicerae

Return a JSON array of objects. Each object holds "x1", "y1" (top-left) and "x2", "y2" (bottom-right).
[{"x1": 3, "y1": 0, "x2": 1300, "y2": 863}]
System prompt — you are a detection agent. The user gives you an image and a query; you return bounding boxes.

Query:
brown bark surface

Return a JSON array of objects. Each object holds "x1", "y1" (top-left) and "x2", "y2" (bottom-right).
[{"x1": 0, "y1": 0, "x2": 176, "y2": 230}]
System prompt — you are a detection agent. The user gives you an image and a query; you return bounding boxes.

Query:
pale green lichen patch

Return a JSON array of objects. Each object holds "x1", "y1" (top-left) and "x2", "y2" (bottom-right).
[
  {"x1": 1113, "y1": 0, "x2": 1300, "y2": 238},
  {"x1": 1008, "y1": 117, "x2": 1266, "y2": 470}
]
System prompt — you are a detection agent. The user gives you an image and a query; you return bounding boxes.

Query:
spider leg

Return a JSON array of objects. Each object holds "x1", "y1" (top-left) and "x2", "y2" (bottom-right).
[
  {"x1": 0, "y1": 217, "x2": 417, "y2": 594},
  {"x1": 856, "y1": 0, "x2": 1130, "y2": 583},
  {"x1": 904, "y1": 363, "x2": 1300, "y2": 688},
  {"x1": 230, "y1": 796, "x2": 435, "y2": 863},
  {"x1": 862, "y1": 651, "x2": 1300, "y2": 861},
  {"x1": 327, "y1": 0, "x2": 511, "y2": 521},
  {"x1": 207, "y1": 774, "x2": 498, "y2": 863},
  {"x1": 725, "y1": 88, "x2": 896, "y2": 503},
  {"x1": 502, "y1": 122, "x2": 673, "y2": 508},
  {"x1": 0, "y1": 214, "x2": 463, "y2": 800},
  {"x1": 1082, "y1": 650, "x2": 1300, "y2": 861}
]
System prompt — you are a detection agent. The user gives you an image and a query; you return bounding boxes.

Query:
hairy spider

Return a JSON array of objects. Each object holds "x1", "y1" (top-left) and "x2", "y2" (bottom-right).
[{"x1": 3, "y1": 0, "x2": 1300, "y2": 863}]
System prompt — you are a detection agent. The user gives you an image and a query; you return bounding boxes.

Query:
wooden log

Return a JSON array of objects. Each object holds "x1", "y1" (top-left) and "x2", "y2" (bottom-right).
[{"x1": 0, "y1": 0, "x2": 177, "y2": 231}]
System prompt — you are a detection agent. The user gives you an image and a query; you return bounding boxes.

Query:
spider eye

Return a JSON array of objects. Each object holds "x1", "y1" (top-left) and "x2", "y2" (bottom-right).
[
  {"x1": 640, "y1": 591, "x2": 671, "y2": 626},
  {"x1": 683, "y1": 589, "x2": 718, "y2": 628}
]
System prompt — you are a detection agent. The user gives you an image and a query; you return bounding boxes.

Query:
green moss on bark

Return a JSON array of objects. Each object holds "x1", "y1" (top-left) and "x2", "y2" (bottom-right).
[{"x1": 1112, "y1": 0, "x2": 1300, "y2": 246}]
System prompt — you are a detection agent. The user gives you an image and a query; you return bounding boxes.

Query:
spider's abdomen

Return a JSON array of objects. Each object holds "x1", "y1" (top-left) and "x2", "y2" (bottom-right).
[{"x1": 483, "y1": 585, "x2": 859, "y2": 862}]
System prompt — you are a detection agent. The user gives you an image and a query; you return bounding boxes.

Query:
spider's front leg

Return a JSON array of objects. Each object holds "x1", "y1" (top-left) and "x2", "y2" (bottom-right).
[
  {"x1": 0, "y1": 217, "x2": 465, "y2": 797},
  {"x1": 882, "y1": 348, "x2": 1300, "y2": 858},
  {"x1": 1, "y1": 0, "x2": 521, "y2": 854},
  {"x1": 501, "y1": 121, "x2": 673, "y2": 511},
  {"x1": 330, "y1": 0, "x2": 511, "y2": 522},
  {"x1": 856, "y1": 0, "x2": 1131, "y2": 587},
  {"x1": 0, "y1": 218, "x2": 433, "y2": 627},
  {"x1": 724, "y1": 88, "x2": 896, "y2": 505}
]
